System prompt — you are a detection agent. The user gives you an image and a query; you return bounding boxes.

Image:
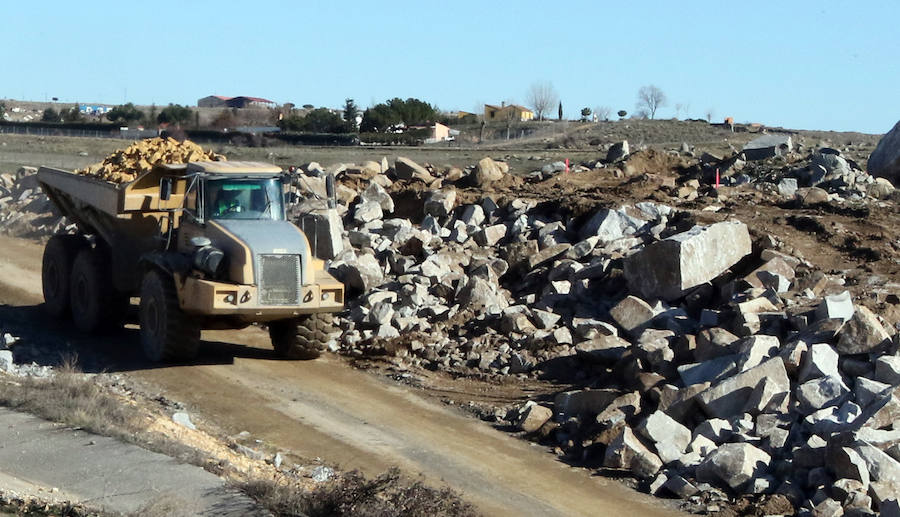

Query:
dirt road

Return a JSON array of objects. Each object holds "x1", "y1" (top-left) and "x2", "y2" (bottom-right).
[{"x1": 0, "y1": 235, "x2": 683, "y2": 517}]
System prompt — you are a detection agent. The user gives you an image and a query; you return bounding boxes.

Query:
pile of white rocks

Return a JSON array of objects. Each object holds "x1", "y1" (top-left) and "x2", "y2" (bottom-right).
[
  {"x1": 306, "y1": 155, "x2": 900, "y2": 515},
  {"x1": 0, "y1": 167, "x2": 71, "y2": 238},
  {"x1": 0, "y1": 329, "x2": 53, "y2": 378}
]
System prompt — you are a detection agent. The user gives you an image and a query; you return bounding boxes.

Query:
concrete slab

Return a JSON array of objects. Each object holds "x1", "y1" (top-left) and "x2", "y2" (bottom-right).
[{"x1": 0, "y1": 409, "x2": 264, "y2": 516}]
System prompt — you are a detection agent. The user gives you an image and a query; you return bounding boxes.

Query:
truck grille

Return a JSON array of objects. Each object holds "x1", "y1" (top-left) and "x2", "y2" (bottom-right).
[{"x1": 258, "y1": 254, "x2": 301, "y2": 305}]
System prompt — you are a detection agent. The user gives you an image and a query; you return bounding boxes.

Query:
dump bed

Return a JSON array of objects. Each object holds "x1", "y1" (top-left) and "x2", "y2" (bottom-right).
[{"x1": 37, "y1": 166, "x2": 186, "y2": 218}]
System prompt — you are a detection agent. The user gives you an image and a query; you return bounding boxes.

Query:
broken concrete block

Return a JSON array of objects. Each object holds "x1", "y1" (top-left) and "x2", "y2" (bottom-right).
[
  {"x1": 395, "y1": 157, "x2": 435, "y2": 182},
  {"x1": 796, "y1": 376, "x2": 850, "y2": 415},
  {"x1": 855, "y1": 377, "x2": 892, "y2": 408},
  {"x1": 423, "y1": 190, "x2": 457, "y2": 218},
  {"x1": 353, "y1": 200, "x2": 383, "y2": 223},
  {"x1": 554, "y1": 389, "x2": 620, "y2": 421},
  {"x1": 637, "y1": 410, "x2": 692, "y2": 464},
  {"x1": 677, "y1": 355, "x2": 739, "y2": 387},
  {"x1": 874, "y1": 357, "x2": 900, "y2": 386},
  {"x1": 609, "y1": 295, "x2": 656, "y2": 336},
  {"x1": 697, "y1": 357, "x2": 790, "y2": 419},
  {"x1": 694, "y1": 418, "x2": 733, "y2": 444},
  {"x1": 602, "y1": 426, "x2": 663, "y2": 479},
  {"x1": 361, "y1": 182, "x2": 394, "y2": 213},
  {"x1": 735, "y1": 335, "x2": 780, "y2": 371},
  {"x1": 743, "y1": 257, "x2": 795, "y2": 290},
  {"x1": 816, "y1": 290, "x2": 854, "y2": 322},
  {"x1": 825, "y1": 447, "x2": 870, "y2": 494},
  {"x1": 473, "y1": 157, "x2": 504, "y2": 186},
  {"x1": 852, "y1": 442, "x2": 900, "y2": 486},
  {"x1": 624, "y1": 221, "x2": 752, "y2": 301},
  {"x1": 634, "y1": 329, "x2": 675, "y2": 369},
  {"x1": 517, "y1": 402, "x2": 553, "y2": 433},
  {"x1": 799, "y1": 343, "x2": 841, "y2": 382},
  {"x1": 344, "y1": 254, "x2": 384, "y2": 291},
  {"x1": 473, "y1": 224, "x2": 507, "y2": 247},
  {"x1": 696, "y1": 442, "x2": 771, "y2": 491},
  {"x1": 575, "y1": 336, "x2": 630, "y2": 363},
  {"x1": 836, "y1": 306, "x2": 892, "y2": 355},
  {"x1": 695, "y1": 327, "x2": 740, "y2": 361}
]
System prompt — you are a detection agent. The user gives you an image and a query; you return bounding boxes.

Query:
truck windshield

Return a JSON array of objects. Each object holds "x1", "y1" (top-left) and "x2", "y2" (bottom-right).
[{"x1": 206, "y1": 178, "x2": 285, "y2": 221}]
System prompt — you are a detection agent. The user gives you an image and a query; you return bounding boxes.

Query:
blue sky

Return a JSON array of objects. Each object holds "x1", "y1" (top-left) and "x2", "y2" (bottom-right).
[{"x1": 4, "y1": 1, "x2": 897, "y2": 133}]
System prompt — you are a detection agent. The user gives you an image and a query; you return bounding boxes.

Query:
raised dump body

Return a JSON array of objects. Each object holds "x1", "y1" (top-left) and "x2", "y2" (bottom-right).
[{"x1": 37, "y1": 161, "x2": 344, "y2": 361}]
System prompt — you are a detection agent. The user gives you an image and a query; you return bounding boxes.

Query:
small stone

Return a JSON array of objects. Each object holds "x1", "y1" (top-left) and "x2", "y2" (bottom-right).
[{"x1": 172, "y1": 412, "x2": 196, "y2": 430}]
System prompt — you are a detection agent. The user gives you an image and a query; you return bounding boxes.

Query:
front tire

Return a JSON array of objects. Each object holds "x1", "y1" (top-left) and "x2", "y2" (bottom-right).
[
  {"x1": 269, "y1": 313, "x2": 335, "y2": 360},
  {"x1": 139, "y1": 270, "x2": 200, "y2": 362},
  {"x1": 42, "y1": 234, "x2": 85, "y2": 318}
]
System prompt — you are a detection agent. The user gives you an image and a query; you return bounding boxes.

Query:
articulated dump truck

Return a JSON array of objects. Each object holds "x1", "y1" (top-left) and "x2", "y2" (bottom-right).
[{"x1": 37, "y1": 161, "x2": 344, "y2": 362}]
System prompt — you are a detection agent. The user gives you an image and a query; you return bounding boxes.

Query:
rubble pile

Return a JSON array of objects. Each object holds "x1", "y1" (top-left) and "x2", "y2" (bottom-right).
[
  {"x1": 309, "y1": 154, "x2": 900, "y2": 515},
  {"x1": 0, "y1": 329, "x2": 53, "y2": 378},
  {"x1": 0, "y1": 167, "x2": 70, "y2": 238},
  {"x1": 75, "y1": 137, "x2": 225, "y2": 184},
  {"x1": 689, "y1": 137, "x2": 896, "y2": 204}
]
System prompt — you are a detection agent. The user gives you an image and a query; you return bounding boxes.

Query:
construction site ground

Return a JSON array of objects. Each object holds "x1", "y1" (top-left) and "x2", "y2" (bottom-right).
[{"x1": 0, "y1": 123, "x2": 896, "y2": 516}]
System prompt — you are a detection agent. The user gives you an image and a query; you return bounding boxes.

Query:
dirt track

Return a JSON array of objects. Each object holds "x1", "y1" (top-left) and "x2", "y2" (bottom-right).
[{"x1": 0, "y1": 235, "x2": 684, "y2": 517}]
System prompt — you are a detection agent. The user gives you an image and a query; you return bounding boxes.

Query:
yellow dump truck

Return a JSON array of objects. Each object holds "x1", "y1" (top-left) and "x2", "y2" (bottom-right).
[{"x1": 37, "y1": 161, "x2": 344, "y2": 361}]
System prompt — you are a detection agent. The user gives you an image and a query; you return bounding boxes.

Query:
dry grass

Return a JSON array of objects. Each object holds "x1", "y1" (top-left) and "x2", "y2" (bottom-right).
[
  {"x1": 240, "y1": 467, "x2": 478, "y2": 517},
  {"x1": 0, "y1": 356, "x2": 139, "y2": 438},
  {"x1": 0, "y1": 491, "x2": 106, "y2": 516}
]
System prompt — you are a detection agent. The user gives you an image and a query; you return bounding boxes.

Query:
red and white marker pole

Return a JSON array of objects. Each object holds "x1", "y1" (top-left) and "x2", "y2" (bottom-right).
[
  {"x1": 715, "y1": 168, "x2": 720, "y2": 189},
  {"x1": 565, "y1": 158, "x2": 569, "y2": 173}
]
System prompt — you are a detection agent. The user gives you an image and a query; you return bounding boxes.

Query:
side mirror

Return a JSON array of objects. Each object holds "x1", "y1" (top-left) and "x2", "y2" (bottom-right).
[{"x1": 160, "y1": 177, "x2": 173, "y2": 201}]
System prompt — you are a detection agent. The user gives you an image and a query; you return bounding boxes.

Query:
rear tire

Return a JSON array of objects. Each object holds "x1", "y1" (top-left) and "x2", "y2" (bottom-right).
[
  {"x1": 269, "y1": 313, "x2": 335, "y2": 360},
  {"x1": 42, "y1": 234, "x2": 85, "y2": 318},
  {"x1": 69, "y1": 246, "x2": 115, "y2": 333},
  {"x1": 139, "y1": 270, "x2": 200, "y2": 362}
]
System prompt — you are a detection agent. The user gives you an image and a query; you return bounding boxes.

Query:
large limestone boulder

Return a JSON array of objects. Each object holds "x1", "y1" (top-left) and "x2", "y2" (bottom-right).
[
  {"x1": 696, "y1": 442, "x2": 771, "y2": 491},
  {"x1": 624, "y1": 221, "x2": 752, "y2": 301},
  {"x1": 473, "y1": 157, "x2": 504, "y2": 186},
  {"x1": 868, "y1": 120, "x2": 900, "y2": 184}
]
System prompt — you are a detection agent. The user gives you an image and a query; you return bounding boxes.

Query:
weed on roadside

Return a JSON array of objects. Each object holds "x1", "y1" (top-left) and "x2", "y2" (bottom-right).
[
  {"x1": 240, "y1": 467, "x2": 478, "y2": 517},
  {"x1": 0, "y1": 356, "x2": 139, "y2": 439}
]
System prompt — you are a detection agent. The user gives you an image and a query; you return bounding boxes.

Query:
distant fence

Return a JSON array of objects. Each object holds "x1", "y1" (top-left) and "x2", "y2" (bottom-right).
[
  {"x1": 0, "y1": 122, "x2": 359, "y2": 146},
  {"x1": 0, "y1": 124, "x2": 118, "y2": 139}
]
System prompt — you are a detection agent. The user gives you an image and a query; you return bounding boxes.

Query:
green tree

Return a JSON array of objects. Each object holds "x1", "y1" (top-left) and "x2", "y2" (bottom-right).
[
  {"x1": 580, "y1": 107, "x2": 592, "y2": 121},
  {"x1": 359, "y1": 104, "x2": 402, "y2": 133},
  {"x1": 41, "y1": 107, "x2": 60, "y2": 122},
  {"x1": 343, "y1": 98, "x2": 359, "y2": 132},
  {"x1": 62, "y1": 105, "x2": 84, "y2": 122},
  {"x1": 279, "y1": 108, "x2": 347, "y2": 133},
  {"x1": 359, "y1": 98, "x2": 437, "y2": 132},
  {"x1": 106, "y1": 103, "x2": 145, "y2": 124},
  {"x1": 157, "y1": 104, "x2": 193, "y2": 125},
  {"x1": 558, "y1": 101, "x2": 563, "y2": 121}
]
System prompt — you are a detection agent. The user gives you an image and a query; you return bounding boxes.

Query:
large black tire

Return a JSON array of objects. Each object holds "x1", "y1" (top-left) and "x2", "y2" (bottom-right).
[
  {"x1": 269, "y1": 313, "x2": 335, "y2": 360},
  {"x1": 42, "y1": 234, "x2": 85, "y2": 318},
  {"x1": 139, "y1": 270, "x2": 200, "y2": 362},
  {"x1": 69, "y1": 246, "x2": 116, "y2": 333}
]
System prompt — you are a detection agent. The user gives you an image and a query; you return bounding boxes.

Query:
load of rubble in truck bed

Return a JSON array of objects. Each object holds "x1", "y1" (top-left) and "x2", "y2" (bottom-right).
[{"x1": 74, "y1": 137, "x2": 226, "y2": 184}]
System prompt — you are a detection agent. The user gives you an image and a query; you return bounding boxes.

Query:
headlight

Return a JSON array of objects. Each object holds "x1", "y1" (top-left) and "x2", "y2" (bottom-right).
[{"x1": 193, "y1": 245, "x2": 227, "y2": 278}]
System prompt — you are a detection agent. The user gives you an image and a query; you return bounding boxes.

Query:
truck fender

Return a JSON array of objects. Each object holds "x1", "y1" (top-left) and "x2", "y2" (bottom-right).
[{"x1": 139, "y1": 252, "x2": 191, "y2": 277}]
